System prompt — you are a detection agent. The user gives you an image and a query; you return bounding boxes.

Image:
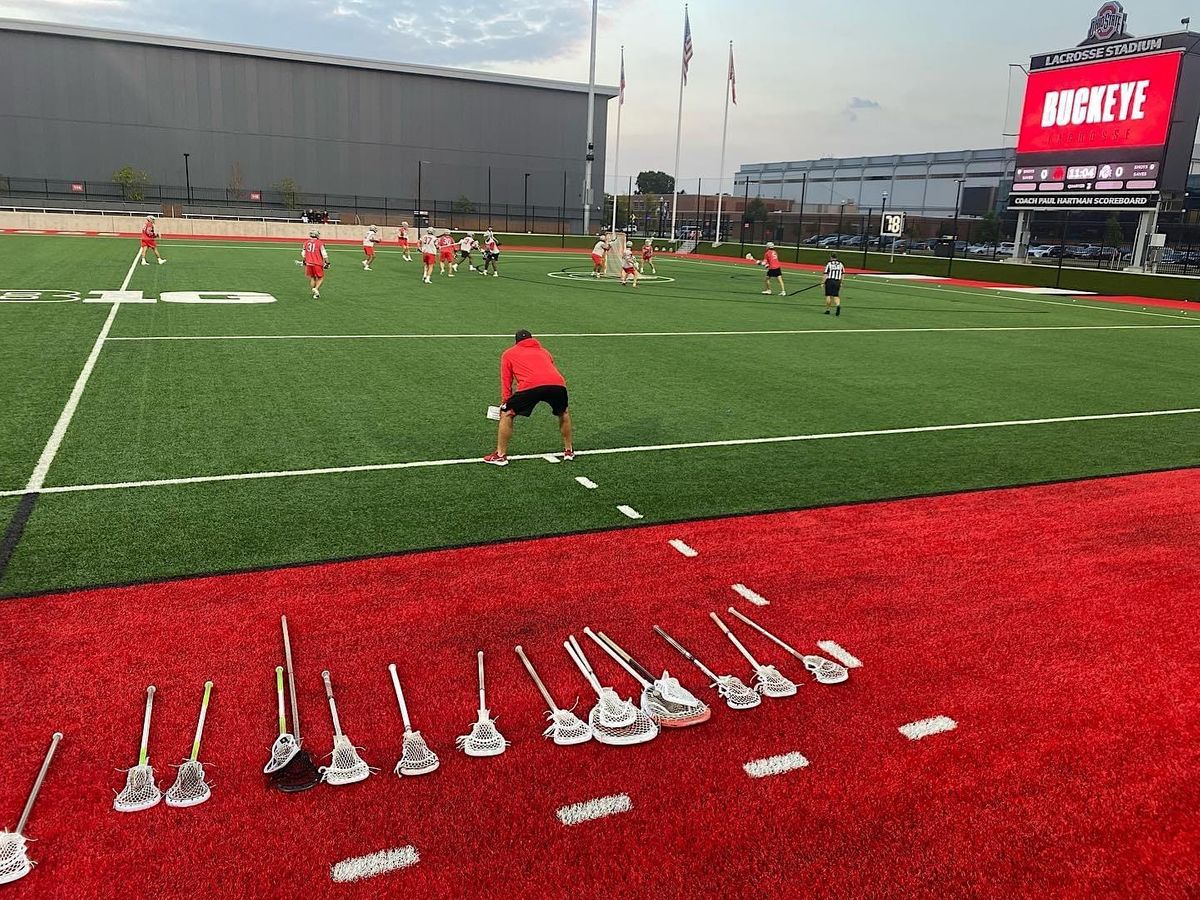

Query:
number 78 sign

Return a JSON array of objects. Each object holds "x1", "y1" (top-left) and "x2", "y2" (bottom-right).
[{"x1": 880, "y1": 212, "x2": 905, "y2": 238}]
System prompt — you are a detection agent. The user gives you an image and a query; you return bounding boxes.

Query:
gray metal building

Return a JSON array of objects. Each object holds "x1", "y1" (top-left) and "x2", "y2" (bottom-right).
[{"x1": 0, "y1": 20, "x2": 615, "y2": 211}]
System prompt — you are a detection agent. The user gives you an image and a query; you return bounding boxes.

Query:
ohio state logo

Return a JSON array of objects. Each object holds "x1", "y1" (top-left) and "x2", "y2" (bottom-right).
[{"x1": 1086, "y1": 2, "x2": 1128, "y2": 43}]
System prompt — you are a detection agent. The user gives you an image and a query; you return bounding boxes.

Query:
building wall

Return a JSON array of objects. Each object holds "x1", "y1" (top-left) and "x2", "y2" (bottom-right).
[{"x1": 0, "y1": 24, "x2": 612, "y2": 210}]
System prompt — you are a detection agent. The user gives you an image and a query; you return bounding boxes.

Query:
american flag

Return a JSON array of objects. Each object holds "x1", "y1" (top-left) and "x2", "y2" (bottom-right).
[
  {"x1": 619, "y1": 47, "x2": 625, "y2": 106},
  {"x1": 682, "y1": 8, "x2": 694, "y2": 85},
  {"x1": 728, "y1": 43, "x2": 736, "y2": 105}
]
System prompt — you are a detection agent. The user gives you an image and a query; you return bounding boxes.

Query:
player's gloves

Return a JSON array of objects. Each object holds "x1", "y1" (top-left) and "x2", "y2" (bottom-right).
[{"x1": 324, "y1": 261, "x2": 332, "y2": 268}]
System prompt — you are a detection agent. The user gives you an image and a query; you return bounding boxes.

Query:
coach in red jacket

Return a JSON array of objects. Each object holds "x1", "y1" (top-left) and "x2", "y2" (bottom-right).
[{"x1": 484, "y1": 330, "x2": 574, "y2": 466}]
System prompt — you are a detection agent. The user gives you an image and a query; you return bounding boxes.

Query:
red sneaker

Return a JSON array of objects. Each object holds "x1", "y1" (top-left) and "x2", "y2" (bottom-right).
[{"x1": 483, "y1": 453, "x2": 508, "y2": 467}]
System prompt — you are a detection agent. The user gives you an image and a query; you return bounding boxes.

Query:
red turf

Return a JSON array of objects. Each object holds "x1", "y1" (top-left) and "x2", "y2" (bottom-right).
[{"x1": 0, "y1": 470, "x2": 1197, "y2": 897}]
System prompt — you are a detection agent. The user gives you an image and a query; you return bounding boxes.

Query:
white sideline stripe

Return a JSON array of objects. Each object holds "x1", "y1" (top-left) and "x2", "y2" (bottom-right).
[
  {"x1": 4, "y1": 405, "x2": 1198, "y2": 499},
  {"x1": 1001, "y1": 287, "x2": 1096, "y2": 296},
  {"x1": 556, "y1": 793, "x2": 632, "y2": 826},
  {"x1": 575, "y1": 476, "x2": 598, "y2": 489},
  {"x1": 329, "y1": 845, "x2": 419, "y2": 883},
  {"x1": 617, "y1": 505, "x2": 643, "y2": 520},
  {"x1": 744, "y1": 751, "x2": 810, "y2": 778},
  {"x1": 899, "y1": 716, "x2": 958, "y2": 741},
  {"x1": 816, "y1": 641, "x2": 862, "y2": 668},
  {"x1": 23, "y1": 250, "x2": 139, "y2": 492},
  {"x1": 860, "y1": 274, "x2": 943, "y2": 280},
  {"x1": 731, "y1": 583, "x2": 770, "y2": 606},
  {"x1": 669, "y1": 539, "x2": 698, "y2": 557},
  {"x1": 106, "y1": 323, "x2": 1200, "y2": 342}
]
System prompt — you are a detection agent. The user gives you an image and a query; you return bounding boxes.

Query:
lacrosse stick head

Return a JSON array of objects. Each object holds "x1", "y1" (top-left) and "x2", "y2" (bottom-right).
[
  {"x1": 543, "y1": 708, "x2": 592, "y2": 746},
  {"x1": 803, "y1": 655, "x2": 850, "y2": 685},
  {"x1": 165, "y1": 760, "x2": 211, "y2": 808},
  {"x1": 395, "y1": 730, "x2": 440, "y2": 776},
  {"x1": 641, "y1": 672, "x2": 711, "y2": 728},
  {"x1": 456, "y1": 711, "x2": 509, "y2": 758},
  {"x1": 321, "y1": 735, "x2": 373, "y2": 785},
  {"x1": 713, "y1": 674, "x2": 763, "y2": 710},
  {"x1": 754, "y1": 665, "x2": 798, "y2": 698},
  {"x1": 587, "y1": 702, "x2": 658, "y2": 746},
  {"x1": 113, "y1": 764, "x2": 161, "y2": 812},
  {"x1": 269, "y1": 748, "x2": 322, "y2": 793},
  {"x1": 0, "y1": 831, "x2": 32, "y2": 886},
  {"x1": 263, "y1": 733, "x2": 300, "y2": 774},
  {"x1": 593, "y1": 688, "x2": 637, "y2": 727}
]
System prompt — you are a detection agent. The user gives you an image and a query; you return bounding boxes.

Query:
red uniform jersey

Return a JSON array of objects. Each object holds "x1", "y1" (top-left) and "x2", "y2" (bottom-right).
[
  {"x1": 499, "y1": 338, "x2": 566, "y2": 403},
  {"x1": 642, "y1": 244, "x2": 653, "y2": 259},
  {"x1": 764, "y1": 248, "x2": 781, "y2": 269},
  {"x1": 302, "y1": 239, "x2": 327, "y2": 266},
  {"x1": 141, "y1": 221, "x2": 157, "y2": 246}
]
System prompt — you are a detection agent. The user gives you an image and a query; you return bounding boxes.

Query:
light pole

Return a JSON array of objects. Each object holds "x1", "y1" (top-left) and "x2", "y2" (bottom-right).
[
  {"x1": 948, "y1": 178, "x2": 965, "y2": 277},
  {"x1": 183, "y1": 153, "x2": 191, "y2": 204},
  {"x1": 417, "y1": 159, "x2": 431, "y2": 225},
  {"x1": 524, "y1": 173, "x2": 531, "y2": 233},
  {"x1": 880, "y1": 191, "x2": 888, "y2": 255},
  {"x1": 836, "y1": 200, "x2": 847, "y2": 248}
]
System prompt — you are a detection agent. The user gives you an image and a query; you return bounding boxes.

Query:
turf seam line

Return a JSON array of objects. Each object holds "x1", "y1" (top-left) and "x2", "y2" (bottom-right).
[
  {"x1": 329, "y1": 845, "x2": 419, "y2": 883},
  {"x1": 556, "y1": 794, "x2": 633, "y2": 826},
  {"x1": 899, "y1": 716, "x2": 958, "y2": 741},
  {"x1": 617, "y1": 505, "x2": 643, "y2": 520},
  {"x1": 817, "y1": 641, "x2": 862, "y2": 668},
  {"x1": 106, "y1": 324, "x2": 1200, "y2": 341},
  {"x1": 744, "y1": 752, "x2": 810, "y2": 778},
  {"x1": 6, "y1": 407, "x2": 1196, "y2": 500},
  {"x1": 0, "y1": 492, "x2": 39, "y2": 583},
  {"x1": 669, "y1": 539, "x2": 698, "y2": 557},
  {"x1": 731, "y1": 583, "x2": 770, "y2": 606}
]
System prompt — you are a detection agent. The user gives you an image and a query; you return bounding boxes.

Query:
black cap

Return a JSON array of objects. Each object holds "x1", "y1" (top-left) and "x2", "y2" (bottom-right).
[{"x1": 515, "y1": 329, "x2": 533, "y2": 343}]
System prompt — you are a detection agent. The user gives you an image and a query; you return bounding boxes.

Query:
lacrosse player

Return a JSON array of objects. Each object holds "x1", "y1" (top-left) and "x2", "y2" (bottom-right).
[
  {"x1": 397, "y1": 221, "x2": 412, "y2": 261},
  {"x1": 484, "y1": 330, "x2": 574, "y2": 466},
  {"x1": 419, "y1": 229, "x2": 437, "y2": 284},
  {"x1": 361, "y1": 226, "x2": 379, "y2": 270},
  {"x1": 454, "y1": 232, "x2": 479, "y2": 272},
  {"x1": 759, "y1": 242, "x2": 787, "y2": 296},
  {"x1": 620, "y1": 245, "x2": 639, "y2": 287},
  {"x1": 437, "y1": 232, "x2": 456, "y2": 276},
  {"x1": 640, "y1": 238, "x2": 655, "y2": 274},
  {"x1": 590, "y1": 235, "x2": 609, "y2": 277},
  {"x1": 479, "y1": 232, "x2": 501, "y2": 277},
  {"x1": 301, "y1": 230, "x2": 329, "y2": 298},
  {"x1": 138, "y1": 215, "x2": 166, "y2": 266}
]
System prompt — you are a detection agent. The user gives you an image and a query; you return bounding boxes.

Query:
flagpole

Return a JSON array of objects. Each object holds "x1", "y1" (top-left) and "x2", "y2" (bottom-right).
[
  {"x1": 582, "y1": 0, "x2": 599, "y2": 235},
  {"x1": 669, "y1": 5, "x2": 687, "y2": 243},
  {"x1": 611, "y1": 45, "x2": 623, "y2": 233},
  {"x1": 714, "y1": 40, "x2": 732, "y2": 247}
]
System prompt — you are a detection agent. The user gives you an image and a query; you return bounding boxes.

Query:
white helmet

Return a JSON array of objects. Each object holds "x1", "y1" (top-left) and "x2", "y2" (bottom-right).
[
  {"x1": 401, "y1": 220, "x2": 410, "y2": 227},
  {"x1": 146, "y1": 214, "x2": 156, "y2": 221},
  {"x1": 309, "y1": 230, "x2": 319, "y2": 238},
  {"x1": 766, "y1": 241, "x2": 775, "y2": 249},
  {"x1": 369, "y1": 225, "x2": 377, "y2": 232}
]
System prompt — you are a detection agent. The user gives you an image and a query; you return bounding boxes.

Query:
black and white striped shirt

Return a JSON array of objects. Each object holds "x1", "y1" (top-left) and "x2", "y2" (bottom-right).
[{"x1": 824, "y1": 259, "x2": 845, "y2": 281}]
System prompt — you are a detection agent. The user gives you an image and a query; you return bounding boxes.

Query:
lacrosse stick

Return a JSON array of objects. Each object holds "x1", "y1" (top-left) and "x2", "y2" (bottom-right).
[
  {"x1": 727, "y1": 608, "x2": 849, "y2": 685},
  {"x1": 710, "y1": 613, "x2": 797, "y2": 698},
  {"x1": 264, "y1": 667, "x2": 299, "y2": 773},
  {"x1": 653, "y1": 625, "x2": 761, "y2": 710},
  {"x1": 165, "y1": 681, "x2": 214, "y2": 808},
  {"x1": 271, "y1": 616, "x2": 321, "y2": 792},
  {"x1": 114, "y1": 685, "x2": 162, "y2": 812},
  {"x1": 388, "y1": 663, "x2": 439, "y2": 776},
  {"x1": 514, "y1": 645, "x2": 591, "y2": 746},
  {"x1": 564, "y1": 636, "x2": 657, "y2": 746},
  {"x1": 456, "y1": 650, "x2": 509, "y2": 757},
  {"x1": 0, "y1": 732, "x2": 62, "y2": 885},
  {"x1": 319, "y1": 670, "x2": 373, "y2": 785},
  {"x1": 584, "y1": 628, "x2": 710, "y2": 727}
]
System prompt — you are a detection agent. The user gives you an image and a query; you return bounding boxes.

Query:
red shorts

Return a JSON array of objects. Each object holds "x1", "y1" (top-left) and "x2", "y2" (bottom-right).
[
  {"x1": 642, "y1": 252, "x2": 653, "y2": 260},
  {"x1": 141, "y1": 239, "x2": 156, "y2": 249},
  {"x1": 305, "y1": 264, "x2": 324, "y2": 279},
  {"x1": 623, "y1": 266, "x2": 636, "y2": 274},
  {"x1": 364, "y1": 246, "x2": 375, "y2": 258},
  {"x1": 398, "y1": 239, "x2": 409, "y2": 248},
  {"x1": 591, "y1": 254, "x2": 604, "y2": 266},
  {"x1": 439, "y1": 249, "x2": 454, "y2": 262},
  {"x1": 422, "y1": 252, "x2": 435, "y2": 265}
]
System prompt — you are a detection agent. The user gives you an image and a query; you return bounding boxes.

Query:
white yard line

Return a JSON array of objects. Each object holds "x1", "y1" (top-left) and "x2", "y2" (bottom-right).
[
  {"x1": 617, "y1": 505, "x2": 644, "y2": 520},
  {"x1": 731, "y1": 583, "x2": 770, "y2": 606},
  {"x1": 574, "y1": 476, "x2": 598, "y2": 489},
  {"x1": 106, "y1": 323, "x2": 1200, "y2": 342},
  {"x1": 329, "y1": 845, "x2": 419, "y2": 883},
  {"x1": 899, "y1": 716, "x2": 958, "y2": 741},
  {"x1": 23, "y1": 250, "x2": 139, "y2": 492},
  {"x1": 4, "y1": 405, "x2": 1197, "y2": 499},
  {"x1": 556, "y1": 794, "x2": 632, "y2": 826},
  {"x1": 816, "y1": 641, "x2": 862, "y2": 668},
  {"x1": 744, "y1": 752, "x2": 810, "y2": 778},
  {"x1": 669, "y1": 539, "x2": 698, "y2": 557}
]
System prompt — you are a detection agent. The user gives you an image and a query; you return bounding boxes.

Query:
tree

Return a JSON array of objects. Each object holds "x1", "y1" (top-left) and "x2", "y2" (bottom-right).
[
  {"x1": 273, "y1": 177, "x2": 300, "y2": 210},
  {"x1": 976, "y1": 210, "x2": 1000, "y2": 245},
  {"x1": 744, "y1": 197, "x2": 769, "y2": 223},
  {"x1": 228, "y1": 162, "x2": 247, "y2": 200},
  {"x1": 451, "y1": 195, "x2": 475, "y2": 214},
  {"x1": 112, "y1": 166, "x2": 151, "y2": 202},
  {"x1": 1102, "y1": 214, "x2": 1124, "y2": 248},
  {"x1": 636, "y1": 171, "x2": 674, "y2": 194}
]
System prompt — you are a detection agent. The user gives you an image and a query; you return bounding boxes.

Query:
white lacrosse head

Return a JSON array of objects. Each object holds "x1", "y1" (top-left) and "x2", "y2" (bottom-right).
[
  {"x1": 321, "y1": 735, "x2": 373, "y2": 785},
  {"x1": 456, "y1": 711, "x2": 509, "y2": 758},
  {"x1": 803, "y1": 655, "x2": 850, "y2": 685},
  {"x1": 754, "y1": 665, "x2": 798, "y2": 698},
  {"x1": 0, "y1": 831, "x2": 32, "y2": 886},
  {"x1": 587, "y1": 702, "x2": 658, "y2": 746},
  {"x1": 593, "y1": 688, "x2": 638, "y2": 728},
  {"x1": 641, "y1": 677, "x2": 711, "y2": 728},
  {"x1": 165, "y1": 760, "x2": 211, "y2": 808},
  {"x1": 543, "y1": 708, "x2": 592, "y2": 746},
  {"x1": 395, "y1": 730, "x2": 440, "y2": 776},
  {"x1": 114, "y1": 764, "x2": 162, "y2": 812},
  {"x1": 713, "y1": 675, "x2": 762, "y2": 710},
  {"x1": 264, "y1": 733, "x2": 300, "y2": 774}
]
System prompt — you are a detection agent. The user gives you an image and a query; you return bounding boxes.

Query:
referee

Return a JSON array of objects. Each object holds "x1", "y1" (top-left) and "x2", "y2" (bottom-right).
[{"x1": 823, "y1": 253, "x2": 845, "y2": 316}]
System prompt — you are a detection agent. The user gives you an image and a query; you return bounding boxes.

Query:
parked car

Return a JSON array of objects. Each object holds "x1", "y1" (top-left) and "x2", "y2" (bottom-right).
[
  {"x1": 1069, "y1": 244, "x2": 1101, "y2": 259},
  {"x1": 995, "y1": 242, "x2": 1016, "y2": 257},
  {"x1": 967, "y1": 243, "x2": 995, "y2": 256},
  {"x1": 1028, "y1": 244, "x2": 1065, "y2": 258}
]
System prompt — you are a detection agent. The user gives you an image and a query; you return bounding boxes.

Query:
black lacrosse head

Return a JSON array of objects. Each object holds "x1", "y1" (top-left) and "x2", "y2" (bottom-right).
[{"x1": 269, "y1": 748, "x2": 321, "y2": 793}]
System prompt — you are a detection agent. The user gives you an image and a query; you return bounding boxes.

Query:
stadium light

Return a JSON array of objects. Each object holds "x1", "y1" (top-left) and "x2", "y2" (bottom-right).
[
  {"x1": 417, "y1": 159, "x2": 431, "y2": 222},
  {"x1": 524, "y1": 173, "x2": 531, "y2": 233},
  {"x1": 183, "y1": 153, "x2": 191, "y2": 204},
  {"x1": 948, "y1": 178, "x2": 965, "y2": 277}
]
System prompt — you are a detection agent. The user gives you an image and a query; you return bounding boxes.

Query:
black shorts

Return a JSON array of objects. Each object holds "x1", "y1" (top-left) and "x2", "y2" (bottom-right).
[
  {"x1": 457, "y1": 250, "x2": 472, "y2": 260},
  {"x1": 825, "y1": 279, "x2": 842, "y2": 297},
  {"x1": 484, "y1": 250, "x2": 499, "y2": 261},
  {"x1": 767, "y1": 267, "x2": 783, "y2": 278},
  {"x1": 503, "y1": 384, "x2": 568, "y2": 418}
]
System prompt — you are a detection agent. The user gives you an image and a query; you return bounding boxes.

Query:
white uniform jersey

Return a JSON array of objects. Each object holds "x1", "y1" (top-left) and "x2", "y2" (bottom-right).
[
  {"x1": 459, "y1": 236, "x2": 477, "y2": 253},
  {"x1": 824, "y1": 259, "x2": 845, "y2": 280},
  {"x1": 593, "y1": 240, "x2": 608, "y2": 256},
  {"x1": 363, "y1": 231, "x2": 377, "y2": 247},
  {"x1": 622, "y1": 249, "x2": 635, "y2": 268},
  {"x1": 420, "y1": 234, "x2": 437, "y2": 255}
]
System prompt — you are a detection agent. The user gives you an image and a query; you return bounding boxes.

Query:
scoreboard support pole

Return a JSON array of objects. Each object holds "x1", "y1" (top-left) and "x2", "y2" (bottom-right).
[
  {"x1": 1126, "y1": 208, "x2": 1160, "y2": 272},
  {"x1": 1011, "y1": 211, "x2": 1032, "y2": 264}
]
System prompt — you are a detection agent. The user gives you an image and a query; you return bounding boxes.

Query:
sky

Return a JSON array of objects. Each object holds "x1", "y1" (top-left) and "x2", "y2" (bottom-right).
[{"x1": 2, "y1": 0, "x2": 1197, "y2": 191}]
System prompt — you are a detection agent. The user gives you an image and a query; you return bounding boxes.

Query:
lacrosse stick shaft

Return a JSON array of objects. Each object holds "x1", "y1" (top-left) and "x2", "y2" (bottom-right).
[
  {"x1": 137, "y1": 685, "x2": 156, "y2": 766},
  {"x1": 592, "y1": 628, "x2": 657, "y2": 682},
  {"x1": 709, "y1": 612, "x2": 762, "y2": 668},
  {"x1": 15, "y1": 732, "x2": 62, "y2": 835},
  {"x1": 476, "y1": 650, "x2": 487, "y2": 714},
  {"x1": 653, "y1": 626, "x2": 721, "y2": 682},
  {"x1": 585, "y1": 628, "x2": 651, "y2": 687},
  {"x1": 281, "y1": 615, "x2": 301, "y2": 740},
  {"x1": 188, "y1": 681, "x2": 214, "y2": 762},
  {"x1": 514, "y1": 645, "x2": 560, "y2": 712},
  {"x1": 275, "y1": 666, "x2": 287, "y2": 736},
  {"x1": 388, "y1": 663, "x2": 413, "y2": 731},
  {"x1": 321, "y1": 670, "x2": 345, "y2": 736},
  {"x1": 727, "y1": 607, "x2": 804, "y2": 661},
  {"x1": 565, "y1": 637, "x2": 603, "y2": 695}
]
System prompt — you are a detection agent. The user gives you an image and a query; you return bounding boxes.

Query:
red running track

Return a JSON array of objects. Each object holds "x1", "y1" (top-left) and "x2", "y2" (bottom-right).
[{"x1": 0, "y1": 470, "x2": 1197, "y2": 897}]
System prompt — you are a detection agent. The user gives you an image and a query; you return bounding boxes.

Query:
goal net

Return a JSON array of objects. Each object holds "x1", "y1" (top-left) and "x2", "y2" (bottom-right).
[{"x1": 603, "y1": 232, "x2": 627, "y2": 274}]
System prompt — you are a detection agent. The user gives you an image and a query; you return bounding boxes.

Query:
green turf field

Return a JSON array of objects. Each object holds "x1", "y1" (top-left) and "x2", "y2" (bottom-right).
[{"x1": 1, "y1": 233, "x2": 1197, "y2": 597}]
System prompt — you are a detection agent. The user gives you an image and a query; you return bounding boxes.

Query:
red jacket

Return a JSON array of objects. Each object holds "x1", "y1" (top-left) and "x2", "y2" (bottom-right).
[{"x1": 500, "y1": 338, "x2": 566, "y2": 402}]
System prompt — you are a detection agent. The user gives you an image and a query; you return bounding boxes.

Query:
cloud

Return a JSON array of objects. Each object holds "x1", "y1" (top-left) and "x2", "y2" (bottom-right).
[{"x1": 843, "y1": 96, "x2": 882, "y2": 122}]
